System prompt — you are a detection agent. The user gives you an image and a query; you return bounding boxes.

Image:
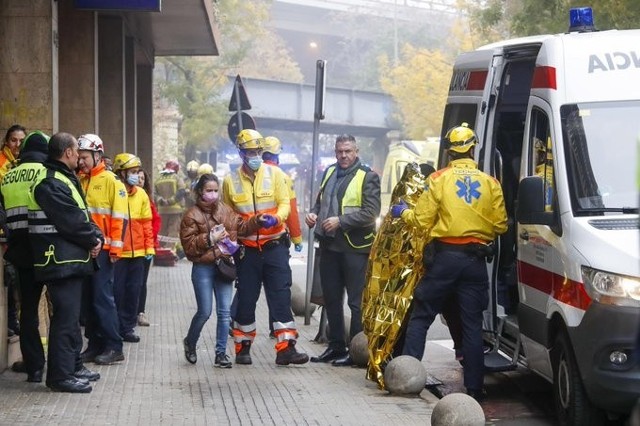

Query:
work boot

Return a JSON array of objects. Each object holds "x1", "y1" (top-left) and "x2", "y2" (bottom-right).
[
  {"x1": 235, "y1": 341, "x2": 252, "y2": 365},
  {"x1": 275, "y1": 340, "x2": 309, "y2": 366}
]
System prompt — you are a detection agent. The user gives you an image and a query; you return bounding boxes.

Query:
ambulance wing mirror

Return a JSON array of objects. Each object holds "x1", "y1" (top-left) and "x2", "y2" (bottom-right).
[{"x1": 516, "y1": 176, "x2": 554, "y2": 226}]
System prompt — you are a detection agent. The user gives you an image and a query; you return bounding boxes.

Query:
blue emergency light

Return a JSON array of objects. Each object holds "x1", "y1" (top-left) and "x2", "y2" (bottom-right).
[{"x1": 568, "y1": 7, "x2": 596, "y2": 32}]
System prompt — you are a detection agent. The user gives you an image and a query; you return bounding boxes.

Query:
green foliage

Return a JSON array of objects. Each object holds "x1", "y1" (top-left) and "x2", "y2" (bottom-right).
[{"x1": 154, "y1": 0, "x2": 301, "y2": 160}]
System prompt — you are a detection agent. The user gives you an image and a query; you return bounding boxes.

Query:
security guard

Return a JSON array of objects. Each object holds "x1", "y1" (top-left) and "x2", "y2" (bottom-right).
[
  {"x1": 223, "y1": 129, "x2": 308, "y2": 366},
  {"x1": 306, "y1": 134, "x2": 381, "y2": 366},
  {"x1": 28, "y1": 132, "x2": 104, "y2": 393},
  {"x1": 0, "y1": 131, "x2": 50, "y2": 383},
  {"x1": 391, "y1": 123, "x2": 507, "y2": 400}
]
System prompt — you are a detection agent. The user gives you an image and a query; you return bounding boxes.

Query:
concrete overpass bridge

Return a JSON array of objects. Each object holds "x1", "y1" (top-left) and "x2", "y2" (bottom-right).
[{"x1": 222, "y1": 77, "x2": 399, "y2": 139}]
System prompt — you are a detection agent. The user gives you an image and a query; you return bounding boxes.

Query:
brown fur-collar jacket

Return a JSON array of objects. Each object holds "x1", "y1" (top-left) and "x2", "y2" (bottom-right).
[{"x1": 179, "y1": 199, "x2": 259, "y2": 264}]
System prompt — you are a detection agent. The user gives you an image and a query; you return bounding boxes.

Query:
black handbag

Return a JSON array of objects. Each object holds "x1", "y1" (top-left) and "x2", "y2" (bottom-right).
[{"x1": 215, "y1": 256, "x2": 237, "y2": 282}]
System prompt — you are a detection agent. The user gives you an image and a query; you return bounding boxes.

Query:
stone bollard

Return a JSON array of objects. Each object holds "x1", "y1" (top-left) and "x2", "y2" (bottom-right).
[
  {"x1": 431, "y1": 393, "x2": 485, "y2": 426},
  {"x1": 349, "y1": 331, "x2": 368, "y2": 367},
  {"x1": 383, "y1": 355, "x2": 427, "y2": 395},
  {"x1": 290, "y1": 284, "x2": 316, "y2": 316}
]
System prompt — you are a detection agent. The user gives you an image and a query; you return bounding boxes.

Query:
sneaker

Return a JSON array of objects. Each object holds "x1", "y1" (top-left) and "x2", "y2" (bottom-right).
[
  {"x1": 275, "y1": 340, "x2": 309, "y2": 366},
  {"x1": 215, "y1": 352, "x2": 232, "y2": 369},
  {"x1": 137, "y1": 313, "x2": 150, "y2": 327},
  {"x1": 235, "y1": 341, "x2": 252, "y2": 365},
  {"x1": 94, "y1": 349, "x2": 125, "y2": 365},
  {"x1": 183, "y1": 338, "x2": 197, "y2": 364}
]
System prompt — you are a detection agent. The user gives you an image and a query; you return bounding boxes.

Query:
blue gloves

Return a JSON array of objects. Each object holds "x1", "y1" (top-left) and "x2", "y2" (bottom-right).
[
  {"x1": 390, "y1": 200, "x2": 408, "y2": 218},
  {"x1": 258, "y1": 214, "x2": 278, "y2": 229},
  {"x1": 294, "y1": 243, "x2": 303, "y2": 252},
  {"x1": 145, "y1": 254, "x2": 154, "y2": 261}
]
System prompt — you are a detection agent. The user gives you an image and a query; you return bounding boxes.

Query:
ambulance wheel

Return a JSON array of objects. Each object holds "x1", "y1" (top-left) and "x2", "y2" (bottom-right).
[{"x1": 552, "y1": 329, "x2": 605, "y2": 426}]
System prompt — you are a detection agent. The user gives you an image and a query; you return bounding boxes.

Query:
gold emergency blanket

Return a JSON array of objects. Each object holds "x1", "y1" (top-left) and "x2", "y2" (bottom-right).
[{"x1": 361, "y1": 162, "x2": 429, "y2": 389}]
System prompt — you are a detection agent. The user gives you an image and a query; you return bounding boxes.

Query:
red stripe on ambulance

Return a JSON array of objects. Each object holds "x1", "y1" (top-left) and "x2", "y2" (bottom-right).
[
  {"x1": 517, "y1": 260, "x2": 592, "y2": 311},
  {"x1": 531, "y1": 66, "x2": 557, "y2": 89}
]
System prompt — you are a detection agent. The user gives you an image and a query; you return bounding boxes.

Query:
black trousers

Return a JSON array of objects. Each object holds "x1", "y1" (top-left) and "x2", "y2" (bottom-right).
[
  {"x1": 16, "y1": 267, "x2": 46, "y2": 374},
  {"x1": 46, "y1": 276, "x2": 84, "y2": 383},
  {"x1": 319, "y1": 248, "x2": 369, "y2": 351}
]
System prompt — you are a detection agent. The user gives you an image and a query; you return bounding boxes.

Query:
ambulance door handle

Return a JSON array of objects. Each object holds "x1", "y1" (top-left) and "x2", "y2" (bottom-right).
[{"x1": 519, "y1": 230, "x2": 529, "y2": 241}]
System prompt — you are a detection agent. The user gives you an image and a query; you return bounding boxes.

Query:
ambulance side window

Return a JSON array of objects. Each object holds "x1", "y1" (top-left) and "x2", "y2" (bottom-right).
[
  {"x1": 528, "y1": 108, "x2": 555, "y2": 212},
  {"x1": 441, "y1": 103, "x2": 478, "y2": 168}
]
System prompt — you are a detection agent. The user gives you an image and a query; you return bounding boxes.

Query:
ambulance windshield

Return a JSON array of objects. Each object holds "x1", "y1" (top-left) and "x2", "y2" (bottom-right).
[{"x1": 561, "y1": 101, "x2": 640, "y2": 214}]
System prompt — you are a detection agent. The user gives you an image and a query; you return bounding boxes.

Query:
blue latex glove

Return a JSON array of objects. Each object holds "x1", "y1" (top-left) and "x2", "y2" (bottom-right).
[
  {"x1": 390, "y1": 200, "x2": 408, "y2": 218},
  {"x1": 145, "y1": 254, "x2": 154, "y2": 261},
  {"x1": 258, "y1": 214, "x2": 278, "y2": 229},
  {"x1": 294, "y1": 243, "x2": 303, "y2": 252}
]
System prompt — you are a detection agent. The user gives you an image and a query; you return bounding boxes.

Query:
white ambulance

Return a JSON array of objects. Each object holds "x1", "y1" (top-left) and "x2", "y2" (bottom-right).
[{"x1": 439, "y1": 7, "x2": 640, "y2": 425}]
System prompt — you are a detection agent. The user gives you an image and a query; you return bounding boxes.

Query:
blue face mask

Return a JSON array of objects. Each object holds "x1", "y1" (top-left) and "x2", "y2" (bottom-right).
[
  {"x1": 126, "y1": 173, "x2": 140, "y2": 186},
  {"x1": 246, "y1": 157, "x2": 262, "y2": 171}
]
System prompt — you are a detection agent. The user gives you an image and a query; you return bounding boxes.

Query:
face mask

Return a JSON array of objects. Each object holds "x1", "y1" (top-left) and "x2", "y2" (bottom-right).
[
  {"x1": 246, "y1": 156, "x2": 262, "y2": 171},
  {"x1": 202, "y1": 191, "x2": 219, "y2": 203},
  {"x1": 126, "y1": 173, "x2": 139, "y2": 186}
]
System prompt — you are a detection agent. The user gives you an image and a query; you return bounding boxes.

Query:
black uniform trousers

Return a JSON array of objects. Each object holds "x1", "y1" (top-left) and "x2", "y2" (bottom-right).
[
  {"x1": 46, "y1": 275, "x2": 84, "y2": 384},
  {"x1": 319, "y1": 248, "x2": 369, "y2": 351},
  {"x1": 16, "y1": 266, "x2": 46, "y2": 374},
  {"x1": 402, "y1": 249, "x2": 488, "y2": 392}
]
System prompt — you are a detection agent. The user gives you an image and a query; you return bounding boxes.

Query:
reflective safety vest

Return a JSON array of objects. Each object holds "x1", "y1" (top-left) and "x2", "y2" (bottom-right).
[
  {"x1": 319, "y1": 165, "x2": 375, "y2": 249},
  {"x1": 0, "y1": 162, "x2": 46, "y2": 263},
  {"x1": 79, "y1": 163, "x2": 127, "y2": 257},
  {"x1": 28, "y1": 169, "x2": 93, "y2": 279},
  {"x1": 222, "y1": 164, "x2": 290, "y2": 248}
]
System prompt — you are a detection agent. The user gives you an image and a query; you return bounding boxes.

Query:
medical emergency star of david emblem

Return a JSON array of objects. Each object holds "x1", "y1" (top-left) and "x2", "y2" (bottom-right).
[{"x1": 456, "y1": 176, "x2": 481, "y2": 204}]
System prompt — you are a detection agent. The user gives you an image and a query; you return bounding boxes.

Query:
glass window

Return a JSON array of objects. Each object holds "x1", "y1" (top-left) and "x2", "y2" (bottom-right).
[{"x1": 527, "y1": 108, "x2": 554, "y2": 212}]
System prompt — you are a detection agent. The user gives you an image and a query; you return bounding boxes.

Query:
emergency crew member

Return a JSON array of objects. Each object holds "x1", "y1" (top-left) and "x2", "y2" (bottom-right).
[
  {"x1": 1, "y1": 124, "x2": 26, "y2": 341},
  {"x1": 534, "y1": 136, "x2": 554, "y2": 212},
  {"x1": 196, "y1": 163, "x2": 214, "y2": 179},
  {"x1": 28, "y1": 132, "x2": 104, "y2": 393},
  {"x1": 0, "y1": 131, "x2": 50, "y2": 383},
  {"x1": 263, "y1": 136, "x2": 303, "y2": 252},
  {"x1": 391, "y1": 122, "x2": 507, "y2": 400},
  {"x1": 0, "y1": 124, "x2": 25, "y2": 179},
  {"x1": 154, "y1": 160, "x2": 185, "y2": 251},
  {"x1": 306, "y1": 134, "x2": 381, "y2": 366},
  {"x1": 77, "y1": 133, "x2": 127, "y2": 365},
  {"x1": 185, "y1": 160, "x2": 200, "y2": 208},
  {"x1": 112, "y1": 153, "x2": 155, "y2": 343},
  {"x1": 223, "y1": 129, "x2": 309, "y2": 366}
]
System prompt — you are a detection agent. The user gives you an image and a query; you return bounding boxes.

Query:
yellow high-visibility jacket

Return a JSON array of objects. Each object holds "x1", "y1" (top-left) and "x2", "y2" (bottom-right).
[
  {"x1": 79, "y1": 162, "x2": 128, "y2": 257},
  {"x1": 402, "y1": 158, "x2": 508, "y2": 244},
  {"x1": 222, "y1": 163, "x2": 290, "y2": 249},
  {"x1": 120, "y1": 185, "x2": 155, "y2": 258}
]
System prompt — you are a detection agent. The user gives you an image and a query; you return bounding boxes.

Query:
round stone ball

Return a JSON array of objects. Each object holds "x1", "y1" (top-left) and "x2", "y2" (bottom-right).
[
  {"x1": 383, "y1": 355, "x2": 427, "y2": 395},
  {"x1": 349, "y1": 331, "x2": 369, "y2": 367},
  {"x1": 431, "y1": 393, "x2": 485, "y2": 426},
  {"x1": 290, "y1": 284, "x2": 316, "y2": 316}
]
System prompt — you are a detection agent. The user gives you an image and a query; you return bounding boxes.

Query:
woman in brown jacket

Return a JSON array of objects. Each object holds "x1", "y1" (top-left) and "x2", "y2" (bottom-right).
[{"x1": 179, "y1": 173, "x2": 259, "y2": 367}]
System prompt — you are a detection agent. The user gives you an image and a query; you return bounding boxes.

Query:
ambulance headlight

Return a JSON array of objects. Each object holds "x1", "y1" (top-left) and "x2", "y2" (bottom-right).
[{"x1": 581, "y1": 266, "x2": 640, "y2": 306}]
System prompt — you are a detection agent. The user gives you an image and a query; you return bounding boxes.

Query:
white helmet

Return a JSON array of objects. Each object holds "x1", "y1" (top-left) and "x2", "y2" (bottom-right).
[{"x1": 78, "y1": 134, "x2": 104, "y2": 153}]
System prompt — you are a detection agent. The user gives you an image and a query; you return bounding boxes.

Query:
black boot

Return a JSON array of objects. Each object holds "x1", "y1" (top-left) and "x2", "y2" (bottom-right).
[{"x1": 235, "y1": 341, "x2": 252, "y2": 365}]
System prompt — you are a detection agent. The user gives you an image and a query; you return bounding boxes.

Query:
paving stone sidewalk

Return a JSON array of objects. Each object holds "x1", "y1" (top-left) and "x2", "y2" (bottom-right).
[{"x1": 0, "y1": 260, "x2": 437, "y2": 425}]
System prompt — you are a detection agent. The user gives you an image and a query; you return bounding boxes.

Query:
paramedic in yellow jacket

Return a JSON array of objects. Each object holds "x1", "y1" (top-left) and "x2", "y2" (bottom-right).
[
  {"x1": 112, "y1": 153, "x2": 155, "y2": 344},
  {"x1": 262, "y1": 136, "x2": 303, "y2": 252},
  {"x1": 77, "y1": 133, "x2": 128, "y2": 365},
  {"x1": 391, "y1": 122, "x2": 507, "y2": 401},
  {"x1": 223, "y1": 129, "x2": 309, "y2": 366},
  {"x1": 534, "y1": 136, "x2": 555, "y2": 212}
]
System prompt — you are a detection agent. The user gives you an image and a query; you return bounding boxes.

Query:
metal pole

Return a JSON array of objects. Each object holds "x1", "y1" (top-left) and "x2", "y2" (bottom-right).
[
  {"x1": 304, "y1": 118, "x2": 320, "y2": 325},
  {"x1": 234, "y1": 79, "x2": 242, "y2": 132},
  {"x1": 304, "y1": 60, "x2": 326, "y2": 325}
]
